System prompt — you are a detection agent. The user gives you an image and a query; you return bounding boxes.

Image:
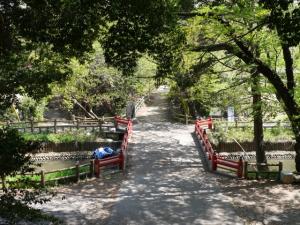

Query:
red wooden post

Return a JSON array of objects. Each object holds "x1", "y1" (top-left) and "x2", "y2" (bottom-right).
[
  {"x1": 128, "y1": 120, "x2": 132, "y2": 136},
  {"x1": 203, "y1": 129, "x2": 207, "y2": 148},
  {"x1": 208, "y1": 117, "x2": 213, "y2": 129},
  {"x1": 90, "y1": 160, "x2": 94, "y2": 177},
  {"x1": 119, "y1": 150, "x2": 124, "y2": 170},
  {"x1": 94, "y1": 159, "x2": 100, "y2": 178},
  {"x1": 212, "y1": 152, "x2": 217, "y2": 171},
  {"x1": 237, "y1": 157, "x2": 243, "y2": 178}
]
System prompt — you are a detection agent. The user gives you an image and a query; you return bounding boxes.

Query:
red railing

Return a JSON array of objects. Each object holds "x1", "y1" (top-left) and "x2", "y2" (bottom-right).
[
  {"x1": 114, "y1": 116, "x2": 133, "y2": 136},
  {"x1": 195, "y1": 118, "x2": 243, "y2": 178},
  {"x1": 94, "y1": 117, "x2": 132, "y2": 177}
]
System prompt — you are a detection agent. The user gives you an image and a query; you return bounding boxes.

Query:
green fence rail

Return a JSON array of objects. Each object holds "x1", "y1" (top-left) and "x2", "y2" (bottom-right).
[
  {"x1": 244, "y1": 161, "x2": 283, "y2": 180},
  {"x1": 2, "y1": 161, "x2": 95, "y2": 188}
]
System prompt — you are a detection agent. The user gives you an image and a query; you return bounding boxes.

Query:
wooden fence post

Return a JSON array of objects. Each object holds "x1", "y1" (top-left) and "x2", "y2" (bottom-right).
[
  {"x1": 278, "y1": 161, "x2": 283, "y2": 180},
  {"x1": 30, "y1": 118, "x2": 34, "y2": 133},
  {"x1": 90, "y1": 160, "x2": 94, "y2": 178},
  {"x1": 76, "y1": 161, "x2": 80, "y2": 182},
  {"x1": 237, "y1": 157, "x2": 243, "y2": 179},
  {"x1": 76, "y1": 119, "x2": 80, "y2": 130},
  {"x1": 278, "y1": 161, "x2": 283, "y2": 172},
  {"x1": 40, "y1": 170, "x2": 45, "y2": 187},
  {"x1": 98, "y1": 120, "x2": 102, "y2": 132},
  {"x1": 94, "y1": 159, "x2": 100, "y2": 178},
  {"x1": 72, "y1": 115, "x2": 76, "y2": 124},
  {"x1": 255, "y1": 165, "x2": 259, "y2": 180},
  {"x1": 244, "y1": 161, "x2": 248, "y2": 179},
  {"x1": 54, "y1": 119, "x2": 57, "y2": 134}
]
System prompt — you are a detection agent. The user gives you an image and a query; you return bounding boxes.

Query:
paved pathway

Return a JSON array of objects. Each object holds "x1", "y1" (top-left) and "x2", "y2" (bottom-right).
[
  {"x1": 36, "y1": 88, "x2": 300, "y2": 225},
  {"x1": 106, "y1": 88, "x2": 244, "y2": 225}
]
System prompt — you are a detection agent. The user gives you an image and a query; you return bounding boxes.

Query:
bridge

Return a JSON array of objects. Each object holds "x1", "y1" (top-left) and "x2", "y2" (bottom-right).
[{"x1": 36, "y1": 88, "x2": 300, "y2": 225}]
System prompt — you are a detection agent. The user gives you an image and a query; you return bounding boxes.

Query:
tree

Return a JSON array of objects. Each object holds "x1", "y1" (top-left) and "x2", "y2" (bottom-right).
[
  {"x1": 104, "y1": 0, "x2": 298, "y2": 169},
  {"x1": 179, "y1": 1, "x2": 300, "y2": 171},
  {"x1": 0, "y1": 2, "x2": 113, "y2": 221},
  {"x1": 0, "y1": 0, "x2": 182, "y2": 116},
  {"x1": 0, "y1": 0, "x2": 108, "y2": 112},
  {"x1": 51, "y1": 43, "x2": 157, "y2": 117},
  {"x1": 0, "y1": 128, "x2": 37, "y2": 189},
  {"x1": 251, "y1": 72, "x2": 266, "y2": 167},
  {"x1": 101, "y1": 1, "x2": 184, "y2": 78},
  {"x1": 0, "y1": 128, "x2": 59, "y2": 224}
]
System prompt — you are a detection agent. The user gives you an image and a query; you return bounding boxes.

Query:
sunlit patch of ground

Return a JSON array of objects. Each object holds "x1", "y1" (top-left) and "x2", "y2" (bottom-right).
[{"x1": 34, "y1": 88, "x2": 300, "y2": 225}]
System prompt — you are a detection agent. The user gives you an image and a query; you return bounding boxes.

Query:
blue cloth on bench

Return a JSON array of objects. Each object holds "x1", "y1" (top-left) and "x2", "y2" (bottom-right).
[
  {"x1": 104, "y1": 147, "x2": 114, "y2": 154},
  {"x1": 92, "y1": 147, "x2": 117, "y2": 159}
]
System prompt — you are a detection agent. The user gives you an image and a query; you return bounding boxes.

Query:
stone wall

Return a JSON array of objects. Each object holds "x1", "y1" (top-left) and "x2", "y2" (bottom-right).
[{"x1": 34, "y1": 141, "x2": 122, "y2": 153}]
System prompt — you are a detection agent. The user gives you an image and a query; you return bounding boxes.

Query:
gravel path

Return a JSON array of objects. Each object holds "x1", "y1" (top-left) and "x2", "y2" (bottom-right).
[{"x1": 36, "y1": 88, "x2": 300, "y2": 225}]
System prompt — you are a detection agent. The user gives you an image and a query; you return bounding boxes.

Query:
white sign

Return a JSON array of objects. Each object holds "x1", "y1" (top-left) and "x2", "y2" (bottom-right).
[{"x1": 227, "y1": 107, "x2": 234, "y2": 122}]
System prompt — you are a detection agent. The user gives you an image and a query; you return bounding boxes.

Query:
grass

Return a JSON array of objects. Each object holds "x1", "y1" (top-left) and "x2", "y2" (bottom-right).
[
  {"x1": 246, "y1": 171, "x2": 280, "y2": 180},
  {"x1": 21, "y1": 130, "x2": 100, "y2": 143},
  {"x1": 210, "y1": 123, "x2": 294, "y2": 143},
  {"x1": 5, "y1": 164, "x2": 91, "y2": 188},
  {"x1": 45, "y1": 164, "x2": 90, "y2": 180},
  {"x1": 7, "y1": 174, "x2": 40, "y2": 182}
]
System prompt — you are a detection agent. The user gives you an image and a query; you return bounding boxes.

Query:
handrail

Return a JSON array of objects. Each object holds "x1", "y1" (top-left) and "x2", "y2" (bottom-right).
[
  {"x1": 94, "y1": 116, "x2": 132, "y2": 178},
  {"x1": 4, "y1": 117, "x2": 133, "y2": 187},
  {"x1": 195, "y1": 118, "x2": 243, "y2": 178}
]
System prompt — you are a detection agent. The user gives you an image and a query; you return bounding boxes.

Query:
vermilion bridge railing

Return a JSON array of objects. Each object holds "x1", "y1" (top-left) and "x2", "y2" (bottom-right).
[
  {"x1": 195, "y1": 118, "x2": 243, "y2": 178},
  {"x1": 94, "y1": 116, "x2": 132, "y2": 177}
]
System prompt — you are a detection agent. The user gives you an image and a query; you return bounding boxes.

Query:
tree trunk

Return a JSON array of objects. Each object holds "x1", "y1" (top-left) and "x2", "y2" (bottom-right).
[
  {"x1": 288, "y1": 117, "x2": 300, "y2": 172},
  {"x1": 251, "y1": 72, "x2": 267, "y2": 170},
  {"x1": 294, "y1": 142, "x2": 300, "y2": 173}
]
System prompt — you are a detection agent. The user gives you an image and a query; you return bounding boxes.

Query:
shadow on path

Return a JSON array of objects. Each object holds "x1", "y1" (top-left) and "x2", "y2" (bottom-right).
[
  {"x1": 36, "y1": 88, "x2": 300, "y2": 225},
  {"x1": 106, "y1": 89, "x2": 244, "y2": 225}
]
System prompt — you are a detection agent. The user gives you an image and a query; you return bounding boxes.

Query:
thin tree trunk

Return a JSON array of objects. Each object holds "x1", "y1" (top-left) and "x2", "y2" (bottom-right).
[{"x1": 251, "y1": 72, "x2": 267, "y2": 170}]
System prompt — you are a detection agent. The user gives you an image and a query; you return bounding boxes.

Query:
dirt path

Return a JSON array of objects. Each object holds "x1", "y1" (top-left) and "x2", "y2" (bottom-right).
[{"x1": 37, "y1": 88, "x2": 300, "y2": 225}]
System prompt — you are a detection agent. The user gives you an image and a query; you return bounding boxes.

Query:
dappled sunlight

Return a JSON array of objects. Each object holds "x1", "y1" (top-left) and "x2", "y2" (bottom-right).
[
  {"x1": 222, "y1": 182, "x2": 300, "y2": 224},
  {"x1": 35, "y1": 90, "x2": 300, "y2": 225},
  {"x1": 35, "y1": 175, "x2": 125, "y2": 224},
  {"x1": 106, "y1": 91, "x2": 244, "y2": 225}
]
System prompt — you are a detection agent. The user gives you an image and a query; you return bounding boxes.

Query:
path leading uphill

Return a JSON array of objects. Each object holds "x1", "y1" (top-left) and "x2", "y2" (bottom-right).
[{"x1": 37, "y1": 87, "x2": 300, "y2": 225}]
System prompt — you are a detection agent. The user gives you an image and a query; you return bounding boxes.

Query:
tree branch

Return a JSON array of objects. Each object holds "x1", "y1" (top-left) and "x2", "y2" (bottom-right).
[{"x1": 190, "y1": 43, "x2": 233, "y2": 52}]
